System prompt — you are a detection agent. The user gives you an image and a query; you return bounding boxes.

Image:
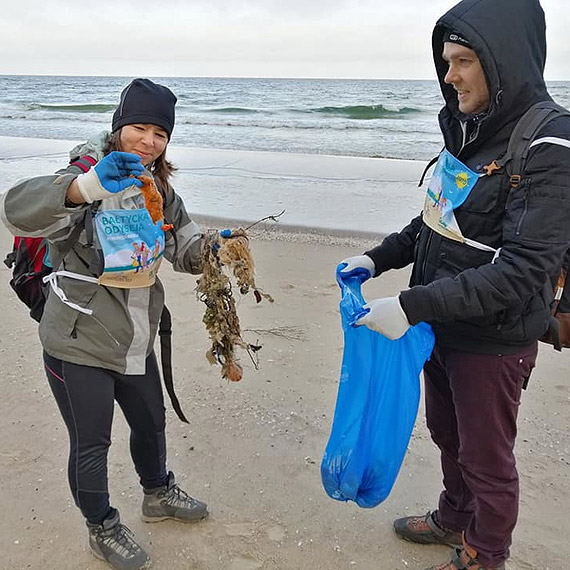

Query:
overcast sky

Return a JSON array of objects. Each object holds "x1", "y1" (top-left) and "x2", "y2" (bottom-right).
[{"x1": 0, "y1": 0, "x2": 568, "y2": 80}]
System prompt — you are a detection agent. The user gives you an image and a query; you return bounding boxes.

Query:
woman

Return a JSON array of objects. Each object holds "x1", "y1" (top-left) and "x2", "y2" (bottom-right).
[{"x1": 0, "y1": 78, "x2": 210, "y2": 570}]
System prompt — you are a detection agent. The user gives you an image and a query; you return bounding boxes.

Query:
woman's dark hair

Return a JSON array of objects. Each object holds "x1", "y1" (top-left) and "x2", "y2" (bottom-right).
[{"x1": 104, "y1": 130, "x2": 177, "y2": 192}]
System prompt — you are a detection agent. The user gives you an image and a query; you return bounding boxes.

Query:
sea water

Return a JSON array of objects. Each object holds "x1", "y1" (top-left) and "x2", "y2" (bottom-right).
[{"x1": 0, "y1": 75, "x2": 451, "y2": 160}]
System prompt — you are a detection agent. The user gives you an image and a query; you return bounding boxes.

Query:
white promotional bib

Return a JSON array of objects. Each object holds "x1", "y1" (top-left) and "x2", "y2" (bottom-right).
[
  {"x1": 423, "y1": 150, "x2": 497, "y2": 253},
  {"x1": 94, "y1": 209, "x2": 165, "y2": 288}
]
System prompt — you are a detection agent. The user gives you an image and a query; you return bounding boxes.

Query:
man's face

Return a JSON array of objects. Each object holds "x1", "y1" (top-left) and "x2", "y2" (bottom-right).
[{"x1": 442, "y1": 42, "x2": 490, "y2": 115}]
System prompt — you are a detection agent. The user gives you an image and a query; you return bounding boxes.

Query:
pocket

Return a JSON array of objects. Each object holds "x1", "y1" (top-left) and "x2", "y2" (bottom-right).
[
  {"x1": 523, "y1": 191, "x2": 569, "y2": 243},
  {"x1": 47, "y1": 279, "x2": 99, "y2": 336},
  {"x1": 518, "y1": 344, "x2": 538, "y2": 390},
  {"x1": 459, "y1": 174, "x2": 505, "y2": 214},
  {"x1": 435, "y1": 238, "x2": 495, "y2": 275},
  {"x1": 454, "y1": 177, "x2": 507, "y2": 244}
]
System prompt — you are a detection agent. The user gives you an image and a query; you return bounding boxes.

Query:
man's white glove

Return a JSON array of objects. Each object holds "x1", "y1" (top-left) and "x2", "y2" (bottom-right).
[
  {"x1": 76, "y1": 151, "x2": 144, "y2": 203},
  {"x1": 339, "y1": 254, "x2": 376, "y2": 281},
  {"x1": 355, "y1": 296, "x2": 411, "y2": 339}
]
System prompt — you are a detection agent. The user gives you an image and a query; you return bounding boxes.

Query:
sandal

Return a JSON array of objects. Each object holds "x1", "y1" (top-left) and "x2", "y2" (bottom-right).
[{"x1": 424, "y1": 545, "x2": 506, "y2": 570}]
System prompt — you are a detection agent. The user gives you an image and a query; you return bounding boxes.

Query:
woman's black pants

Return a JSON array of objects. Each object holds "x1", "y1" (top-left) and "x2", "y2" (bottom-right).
[{"x1": 43, "y1": 351, "x2": 167, "y2": 524}]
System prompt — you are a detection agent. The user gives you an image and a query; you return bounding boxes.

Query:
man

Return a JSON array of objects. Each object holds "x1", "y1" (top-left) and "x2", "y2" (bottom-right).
[{"x1": 340, "y1": 1, "x2": 570, "y2": 569}]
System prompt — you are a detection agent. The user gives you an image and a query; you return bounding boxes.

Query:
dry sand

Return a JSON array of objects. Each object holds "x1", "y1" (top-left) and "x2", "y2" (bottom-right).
[{"x1": 0, "y1": 217, "x2": 569, "y2": 570}]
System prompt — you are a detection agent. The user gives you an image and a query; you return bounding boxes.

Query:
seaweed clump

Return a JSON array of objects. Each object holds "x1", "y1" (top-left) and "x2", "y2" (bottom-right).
[{"x1": 196, "y1": 229, "x2": 273, "y2": 381}]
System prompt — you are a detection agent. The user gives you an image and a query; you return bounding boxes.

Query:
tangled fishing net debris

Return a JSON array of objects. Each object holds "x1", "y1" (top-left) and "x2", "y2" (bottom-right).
[{"x1": 196, "y1": 228, "x2": 274, "y2": 382}]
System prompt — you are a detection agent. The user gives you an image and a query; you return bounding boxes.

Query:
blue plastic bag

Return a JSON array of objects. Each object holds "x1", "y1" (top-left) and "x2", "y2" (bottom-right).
[{"x1": 320, "y1": 265, "x2": 435, "y2": 508}]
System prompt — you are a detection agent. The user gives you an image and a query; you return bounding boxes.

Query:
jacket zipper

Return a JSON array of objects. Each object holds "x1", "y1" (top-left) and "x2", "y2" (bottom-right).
[
  {"x1": 458, "y1": 118, "x2": 482, "y2": 156},
  {"x1": 515, "y1": 180, "x2": 530, "y2": 235},
  {"x1": 71, "y1": 315, "x2": 121, "y2": 347}
]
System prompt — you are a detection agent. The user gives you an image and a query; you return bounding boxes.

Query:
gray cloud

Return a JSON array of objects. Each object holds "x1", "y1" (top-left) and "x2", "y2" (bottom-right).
[{"x1": 0, "y1": 0, "x2": 567, "y2": 79}]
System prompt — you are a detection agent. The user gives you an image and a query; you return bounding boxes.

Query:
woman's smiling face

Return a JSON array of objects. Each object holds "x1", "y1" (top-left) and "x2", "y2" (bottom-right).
[{"x1": 119, "y1": 124, "x2": 168, "y2": 166}]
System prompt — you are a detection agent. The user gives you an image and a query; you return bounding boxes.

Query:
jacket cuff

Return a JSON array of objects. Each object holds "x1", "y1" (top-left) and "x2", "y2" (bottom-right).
[
  {"x1": 364, "y1": 245, "x2": 389, "y2": 277},
  {"x1": 399, "y1": 287, "x2": 438, "y2": 326}
]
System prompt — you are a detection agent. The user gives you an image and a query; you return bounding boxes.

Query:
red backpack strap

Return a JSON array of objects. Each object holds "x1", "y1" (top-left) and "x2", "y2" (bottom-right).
[
  {"x1": 69, "y1": 155, "x2": 97, "y2": 172},
  {"x1": 23, "y1": 237, "x2": 49, "y2": 273}
]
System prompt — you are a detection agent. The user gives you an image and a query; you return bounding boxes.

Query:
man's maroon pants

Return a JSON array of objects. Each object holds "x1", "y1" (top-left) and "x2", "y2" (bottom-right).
[{"x1": 423, "y1": 342, "x2": 538, "y2": 568}]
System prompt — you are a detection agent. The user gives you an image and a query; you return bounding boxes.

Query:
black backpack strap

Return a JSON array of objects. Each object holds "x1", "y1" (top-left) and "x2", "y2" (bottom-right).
[
  {"x1": 78, "y1": 200, "x2": 105, "y2": 275},
  {"x1": 50, "y1": 209, "x2": 94, "y2": 270},
  {"x1": 158, "y1": 305, "x2": 189, "y2": 423},
  {"x1": 498, "y1": 101, "x2": 570, "y2": 188},
  {"x1": 3, "y1": 247, "x2": 17, "y2": 269}
]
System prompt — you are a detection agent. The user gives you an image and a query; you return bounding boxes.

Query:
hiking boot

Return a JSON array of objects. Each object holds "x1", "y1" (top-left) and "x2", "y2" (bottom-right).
[
  {"x1": 142, "y1": 471, "x2": 209, "y2": 523},
  {"x1": 424, "y1": 544, "x2": 506, "y2": 570},
  {"x1": 393, "y1": 510, "x2": 463, "y2": 547},
  {"x1": 87, "y1": 508, "x2": 150, "y2": 570}
]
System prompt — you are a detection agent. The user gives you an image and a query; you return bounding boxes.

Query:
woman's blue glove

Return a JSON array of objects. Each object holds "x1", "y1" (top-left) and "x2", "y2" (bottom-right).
[{"x1": 76, "y1": 151, "x2": 144, "y2": 203}]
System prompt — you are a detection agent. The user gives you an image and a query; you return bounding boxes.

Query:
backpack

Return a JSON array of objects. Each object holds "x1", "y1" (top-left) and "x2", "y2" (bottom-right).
[
  {"x1": 4, "y1": 236, "x2": 52, "y2": 322},
  {"x1": 538, "y1": 251, "x2": 569, "y2": 351},
  {"x1": 3, "y1": 155, "x2": 98, "y2": 322},
  {"x1": 4, "y1": 215, "x2": 90, "y2": 323},
  {"x1": 484, "y1": 100, "x2": 570, "y2": 351},
  {"x1": 3, "y1": 157, "x2": 189, "y2": 421}
]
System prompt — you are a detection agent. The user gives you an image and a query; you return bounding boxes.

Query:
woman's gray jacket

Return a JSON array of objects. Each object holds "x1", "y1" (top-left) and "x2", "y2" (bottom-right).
[{"x1": 0, "y1": 134, "x2": 203, "y2": 374}]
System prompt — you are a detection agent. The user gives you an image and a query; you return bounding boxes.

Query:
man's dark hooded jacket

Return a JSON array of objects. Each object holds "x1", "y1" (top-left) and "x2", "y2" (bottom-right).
[{"x1": 365, "y1": 0, "x2": 570, "y2": 354}]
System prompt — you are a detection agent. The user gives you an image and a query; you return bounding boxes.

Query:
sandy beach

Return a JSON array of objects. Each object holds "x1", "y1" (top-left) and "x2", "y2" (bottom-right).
[{"x1": 0, "y1": 141, "x2": 569, "y2": 570}]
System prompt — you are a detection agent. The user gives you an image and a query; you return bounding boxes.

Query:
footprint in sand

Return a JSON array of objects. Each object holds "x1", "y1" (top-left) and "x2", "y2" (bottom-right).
[
  {"x1": 224, "y1": 522, "x2": 256, "y2": 537},
  {"x1": 229, "y1": 556, "x2": 263, "y2": 570},
  {"x1": 266, "y1": 524, "x2": 286, "y2": 542}
]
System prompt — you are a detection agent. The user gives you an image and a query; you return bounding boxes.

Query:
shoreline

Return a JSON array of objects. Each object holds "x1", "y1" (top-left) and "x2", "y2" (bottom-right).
[
  {"x1": 0, "y1": 135, "x2": 426, "y2": 236},
  {"x1": 193, "y1": 213, "x2": 387, "y2": 248},
  {"x1": 0, "y1": 134, "x2": 427, "y2": 164}
]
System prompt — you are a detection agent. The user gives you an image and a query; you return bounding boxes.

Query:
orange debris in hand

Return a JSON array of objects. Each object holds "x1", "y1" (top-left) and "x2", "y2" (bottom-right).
[{"x1": 138, "y1": 176, "x2": 164, "y2": 224}]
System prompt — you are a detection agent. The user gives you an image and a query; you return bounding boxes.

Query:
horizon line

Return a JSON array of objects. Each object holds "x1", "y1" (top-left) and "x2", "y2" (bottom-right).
[{"x1": 1, "y1": 73, "x2": 569, "y2": 83}]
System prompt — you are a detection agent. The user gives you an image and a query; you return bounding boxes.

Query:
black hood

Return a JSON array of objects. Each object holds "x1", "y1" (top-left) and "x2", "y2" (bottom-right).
[{"x1": 433, "y1": 0, "x2": 551, "y2": 150}]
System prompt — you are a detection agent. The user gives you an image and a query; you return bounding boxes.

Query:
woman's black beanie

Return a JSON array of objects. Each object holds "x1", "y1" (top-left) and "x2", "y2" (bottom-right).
[{"x1": 112, "y1": 78, "x2": 177, "y2": 139}]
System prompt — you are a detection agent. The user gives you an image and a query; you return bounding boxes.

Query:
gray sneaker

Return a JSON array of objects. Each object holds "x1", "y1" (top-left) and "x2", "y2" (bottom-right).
[
  {"x1": 87, "y1": 509, "x2": 150, "y2": 570},
  {"x1": 142, "y1": 471, "x2": 209, "y2": 523}
]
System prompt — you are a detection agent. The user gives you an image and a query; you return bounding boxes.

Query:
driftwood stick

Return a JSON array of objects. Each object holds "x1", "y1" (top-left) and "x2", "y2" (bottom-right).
[{"x1": 244, "y1": 209, "x2": 286, "y2": 231}]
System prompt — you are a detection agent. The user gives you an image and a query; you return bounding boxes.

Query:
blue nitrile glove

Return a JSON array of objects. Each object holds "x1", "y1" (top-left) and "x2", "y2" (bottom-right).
[
  {"x1": 76, "y1": 151, "x2": 144, "y2": 203},
  {"x1": 213, "y1": 229, "x2": 232, "y2": 252},
  {"x1": 355, "y1": 296, "x2": 411, "y2": 339},
  {"x1": 339, "y1": 254, "x2": 376, "y2": 281}
]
